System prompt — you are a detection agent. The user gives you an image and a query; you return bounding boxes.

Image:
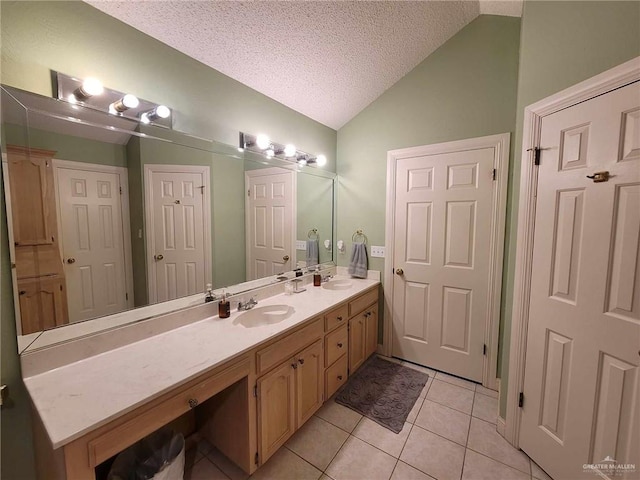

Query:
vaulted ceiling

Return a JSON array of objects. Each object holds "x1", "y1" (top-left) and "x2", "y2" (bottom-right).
[{"x1": 85, "y1": 1, "x2": 522, "y2": 130}]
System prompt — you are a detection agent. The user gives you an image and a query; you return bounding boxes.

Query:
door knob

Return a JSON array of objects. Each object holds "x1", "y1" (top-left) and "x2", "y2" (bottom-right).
[
  {"x1": 396, "y1": 268, "x2": 404, "y2": 275},
  {"x1": 154, "y1": 254, "x2": 164, "y2": 261},
  {"x1": 586, "y1": 171, "x2": 610, "y2": 183},
  {"x1": 66, "y1": 258, "x2": 76, "y2": 264},
  {"x1": 283, "y1": 255, "x2": 290, "y2": 262}
]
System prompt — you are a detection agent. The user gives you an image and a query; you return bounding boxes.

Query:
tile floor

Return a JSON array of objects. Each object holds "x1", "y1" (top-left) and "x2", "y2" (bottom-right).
[{"x1": 184, "y1": 359, "x2": 553, "y2": 480}]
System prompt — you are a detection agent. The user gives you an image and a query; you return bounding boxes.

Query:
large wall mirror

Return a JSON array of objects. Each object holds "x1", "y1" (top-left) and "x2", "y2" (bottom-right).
[{"x1": 1, "y1": 86, "x2": 336, "y2": 354}]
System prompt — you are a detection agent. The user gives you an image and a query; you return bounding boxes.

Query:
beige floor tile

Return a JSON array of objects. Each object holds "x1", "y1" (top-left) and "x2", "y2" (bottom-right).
[
  {"x1": 467, "y1": 417, "x2": 530, "y2": 474},
  {"x1": 326, "y1": 436, "x2": 397, "y2": 480},
  {"x1": 418, "y1": 378, "x2": 433, "y2": 399},
  {"x1": 185, "y1": 447, "x2": 204, "y2": 470},
  {"x1": 320, "y1": 475, "x2": 334, "y2": 480},
  {"x1": 475, "y1": 384, "x2": 499, "y2": 399},
  {"x1": 472, "y1": 392, "x2": 498, "y2": 424},
  {"x1": 414, "y1": 399, "x2": 471, "y2": 446},
  {"x1": 531, "y1": 459, "x2": 553, "y2": 480},
  {"x1": 250, "y1": 448, "x2": 321, "y2": 480},
  {"x1": 406, "y1": 396, "x2": 425, "y2": 423},
  {"x1": 391, "y1": 461, "x2": 436, "y2": 480},
  {"x1": 434, "y1": 371, "x2": 477, "y2": 391},
  {"x1": 286, "y1": 416, "x2": 349, "y2": 470},
  {"x1": 352, "y1": 417, "x2": 412, "y2": 458},
  {"x1": 462, "y1": 449, "x2": 530, "y2": 480},
  {"x1": 185, "y1": 457, "x2": 230, "y2": 480},
  {"x1": 207, "y1": 448, "x2": 250, "y2": 480},
  {"x1": 426, "y1": 379, "x2": 475, "y2": 414},
  {"x1": 315, "y1": 399, "x2": 362, "y2": 433},
  {"x1": 400, "y1": 425, "x2": 465, "y2": 480}
]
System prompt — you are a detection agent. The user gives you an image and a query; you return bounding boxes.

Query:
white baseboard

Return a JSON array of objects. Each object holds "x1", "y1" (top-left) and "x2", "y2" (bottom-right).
[{"x1": 497, "y1": 417, "x2": 506, "y2": 438}]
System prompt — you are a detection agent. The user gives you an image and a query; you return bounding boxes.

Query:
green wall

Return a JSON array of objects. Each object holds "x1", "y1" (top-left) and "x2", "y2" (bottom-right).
[
  {"x1": 498, "y1": 0, "x2": 640, "y2": 419},
  {"x1": 336, "y1": 14, "x2": 521, "y2": 345}
]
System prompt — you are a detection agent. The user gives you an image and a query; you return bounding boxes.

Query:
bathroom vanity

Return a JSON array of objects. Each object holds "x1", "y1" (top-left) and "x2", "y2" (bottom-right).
[{"x1": 23, "y1": 273, "x2": 380, "y2": 479}]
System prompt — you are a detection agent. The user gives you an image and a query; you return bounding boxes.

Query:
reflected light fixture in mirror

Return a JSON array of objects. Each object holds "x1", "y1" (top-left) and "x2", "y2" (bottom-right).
[{"x1": 240, "y1": 132, "x2": 328, "y2": 168}]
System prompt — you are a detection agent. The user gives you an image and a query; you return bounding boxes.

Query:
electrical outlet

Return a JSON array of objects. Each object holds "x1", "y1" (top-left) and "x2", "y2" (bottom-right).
[
  {"x1": 370, "y1": 246, "x2": 385, "y2": 258},
  {"x1": 296, "y1": 240, "x2": 306, "y2": 250}
]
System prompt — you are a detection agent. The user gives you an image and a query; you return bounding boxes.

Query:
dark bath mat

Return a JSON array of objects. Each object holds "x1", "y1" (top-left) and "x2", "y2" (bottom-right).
[{"x1": 335, "y1": 356, "x2": 429, "y2": 433}]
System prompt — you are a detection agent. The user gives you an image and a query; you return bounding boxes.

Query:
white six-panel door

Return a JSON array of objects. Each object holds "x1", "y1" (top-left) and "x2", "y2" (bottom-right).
[
  {"x1": 390, "y1": 136, "x2": 507, "y2": 383},
  {"x1": 56, "y1": 166, "x2": 129, "y2": 322},
  {"x1": 145, "y1": 165, "x2": 210, "y2": 303},
  {"x1": 245, "y1": 168, "x2": 296, "y2": 280},
  {"x1": 520, "y1": 81, "x2": 639, "y2": 479}
]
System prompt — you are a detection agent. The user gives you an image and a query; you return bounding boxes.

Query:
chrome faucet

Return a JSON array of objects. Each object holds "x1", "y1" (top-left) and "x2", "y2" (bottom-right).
[
  {"x1": 238, "y1": 297, "x2": 258, "y2": 311},
  {"x1": 321, "y1": 273, "x2": 334, "y2": 283}
]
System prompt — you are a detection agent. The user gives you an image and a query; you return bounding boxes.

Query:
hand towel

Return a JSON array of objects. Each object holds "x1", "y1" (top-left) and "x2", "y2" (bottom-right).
[
  {"x1": 348, "y1": 243, "x2": 368, "y2": 278},
  {"x1": 306, "y1": 239, "x2": 319, "y2": 267}
]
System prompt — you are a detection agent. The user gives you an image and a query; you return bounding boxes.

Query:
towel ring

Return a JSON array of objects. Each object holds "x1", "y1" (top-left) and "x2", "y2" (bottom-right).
[
  {"x1": 308, "y1": 228, "x2": 318, "y2": 239},
  {"x1": 352, "y1": 229, "x2": 368, "y2": 244}
]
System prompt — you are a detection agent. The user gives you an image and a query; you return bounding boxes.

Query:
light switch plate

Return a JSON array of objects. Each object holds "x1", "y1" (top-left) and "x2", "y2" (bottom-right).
[
  {"x1": 296, "y1": 240, "x2": 306, "y2": 250},
  {"x1": 370, "y1": 246, "x2": 385, "y2": 258}
]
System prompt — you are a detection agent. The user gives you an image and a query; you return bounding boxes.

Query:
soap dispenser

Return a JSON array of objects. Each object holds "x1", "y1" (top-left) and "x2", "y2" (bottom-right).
[{"x1": 218, "y1": 290, "x2": 230, "y2": 318}]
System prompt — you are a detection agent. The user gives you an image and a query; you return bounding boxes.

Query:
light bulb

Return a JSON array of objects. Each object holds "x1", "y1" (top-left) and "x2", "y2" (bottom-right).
[
  {"x1": 316, "y1": 154, "x2": 327, "y2": 167},
  {"x1": 79, "y1": 77, "x2": 104, "y2": 97},
  {"x1": 256, "y1": 134, "x2": 270, "y2": 150},
  {"x1": 155, "y1": 105, "x2": 170, "y2": 118},
  {"x1": 122, "y1": 94, "x2": 140, "y2": 109},
  {"x1": 266, "y1": 148, "x2": 275, "y2": 158},
  {"x1": 284, "y1": 144, "x2": 297, "y2": 157},
  {"x1": 297, "y1": 157, "x2": 307, "y2": 166}
]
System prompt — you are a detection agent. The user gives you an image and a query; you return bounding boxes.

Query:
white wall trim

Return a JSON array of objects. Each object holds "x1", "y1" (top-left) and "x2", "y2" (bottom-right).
[
  {"x1": 505, "y1": 56, "x2": 640, "y2": 447},
  {"x1": 52, "y1": 159, "x2": 135, "y2": 310},
  {"x1": 144, "y1": 164, "x2": 212, "y2": 304},
  {"x1": 383, "y1": 132, "x2": 510, "y2": 389},
  {"x1": 244, "y1": 167, "x2": 297, "y2": 279}
]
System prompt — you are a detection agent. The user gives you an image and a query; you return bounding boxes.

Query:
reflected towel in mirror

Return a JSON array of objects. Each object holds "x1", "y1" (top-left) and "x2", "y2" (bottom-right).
[
  {"x1": 306, "y1": 239, "x2": 319, "y2": 267},
  {"x1": 348, "y1": 243, "x2": 368, "y2": 278}
]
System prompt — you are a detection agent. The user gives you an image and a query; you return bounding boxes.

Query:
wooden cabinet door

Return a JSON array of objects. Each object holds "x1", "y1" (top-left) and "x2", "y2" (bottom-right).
[
  {"x1": 7, "y1": 146, "x2": 57, "y2": 246},
  {"x1": 257, "y1": 360, "x2": 296, "y2": 463},
  {"x1": 365, "y1": 305, "x2": 378, "y2": 359},
  {"x1": 18, "y1": 275, "x2": 69, "y2": 334},
  {"x1": 349, "y1": 314, "x2": 366, "y2": 374},
  {"x1": 295, "y1": 340, "x2": 323, "y2": 427}
]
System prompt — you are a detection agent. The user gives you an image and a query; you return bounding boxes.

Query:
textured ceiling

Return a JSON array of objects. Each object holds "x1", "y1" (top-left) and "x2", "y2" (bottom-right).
[{"x1": 85, "y1": 1, "x2": 522, "y2": 130}]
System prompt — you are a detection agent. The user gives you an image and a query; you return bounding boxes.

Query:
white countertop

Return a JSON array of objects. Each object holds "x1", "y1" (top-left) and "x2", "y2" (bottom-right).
[{"x1": 23, "y1": 274, "x2": 379, "y2": 449}]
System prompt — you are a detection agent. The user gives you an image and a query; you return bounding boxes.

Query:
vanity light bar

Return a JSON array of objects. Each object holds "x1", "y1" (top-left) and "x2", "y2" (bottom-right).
[
  {"x1": 239, "y1": 132, "x2": 327, "y2": 168},
  {"x1": 54, "y1": 72, "x2": 173, "y2": 129}
]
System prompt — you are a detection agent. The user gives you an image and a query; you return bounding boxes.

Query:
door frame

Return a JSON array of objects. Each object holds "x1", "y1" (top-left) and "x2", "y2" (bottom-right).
[
  {"x1": 383, "y1": 133, "x2": 510, "y2": 390},
  {"x1": 144, "y1": 164, "x2": 212, "y2": 304},
  {"x1": 244, "y1": 167, "x2": 297, "y2": 280},
  {"x1": 505, "y1": 56, "x2": 640, "y2": 447},
  {"x1": 52, "y1": 159, "x2": 135, "y2": 311}
]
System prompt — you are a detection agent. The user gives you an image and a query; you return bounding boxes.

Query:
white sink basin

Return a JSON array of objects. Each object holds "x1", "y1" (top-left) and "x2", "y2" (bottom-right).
[
  {"x1": 234, "y1": 305, "x2": 295, "y2": 327},
  {"x1": 322, "y1": 279, "x2": 353, "y2": 291}
]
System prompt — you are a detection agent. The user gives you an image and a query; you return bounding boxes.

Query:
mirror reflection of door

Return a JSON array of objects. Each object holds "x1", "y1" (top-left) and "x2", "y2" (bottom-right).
[
  {"x1": 144, "y1": 164, "x2": 211, "y2": 303},
  {"x1": 245, "y1": 167, "x2": 296, "y2": 280},
  {"x1": 53, "y1": 160, "x2": 133, "y2": 322}
]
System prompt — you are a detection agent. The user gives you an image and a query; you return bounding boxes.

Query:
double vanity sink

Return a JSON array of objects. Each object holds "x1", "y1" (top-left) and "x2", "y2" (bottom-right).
[{"x1": 23, "y1": 271, "x2": 380, "y2": 480}]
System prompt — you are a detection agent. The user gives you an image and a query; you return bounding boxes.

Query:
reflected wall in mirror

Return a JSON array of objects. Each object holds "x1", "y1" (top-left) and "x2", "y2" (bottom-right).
[{"x1": 1, "y1": 86, "x2": 335, "y2": 348}]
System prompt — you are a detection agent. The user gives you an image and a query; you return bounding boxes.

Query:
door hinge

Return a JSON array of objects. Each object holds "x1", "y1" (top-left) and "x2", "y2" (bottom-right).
[
  {"x1": 253, "y1": 385, "x2": 258, "y2": 397},
  {"x1": 528, "y1": 147, "x2": 541, "y2": 166},
  {"x1": 255, "y1": 452, "x2": 259, "y2": 465},
  {"x1": 248, "y1": 189, "x2": 251, "y2": 197},
  {"x1": 125, "y1": 293, "x2": 129, "y2": 301},
  {"x1": 492, "y1": 169, "x2": 496, "y2": 181},
  {"x1": 119, "y1": 186, "x2": 123, "y2": 194},
  {"x1": 60, "y1": 285, "x2": 63, "y2": 292},
  {"x1": 483, "y1": 343, "x2": 487, "y2": 355},
  {"x1": 519, "y1": 392, "x2": 524, "y2": 408}
]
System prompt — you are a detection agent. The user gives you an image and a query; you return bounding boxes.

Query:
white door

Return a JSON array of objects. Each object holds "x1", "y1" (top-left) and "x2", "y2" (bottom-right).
[
  {"x1": 57, "y1": 167, "x2": 129, "y2": 321},
  {"x1": 245, "y1": 168, "x2": 296, "y2": 280},
  {"x1": 146, "y1": 166, "x2": 210, "y2": 303},
  {"x1": 520, "y1": 81, "x2": 639, "y2": 479},
  {"x1": 391, "y1": 139, "x2": 503, "y2": 382}
]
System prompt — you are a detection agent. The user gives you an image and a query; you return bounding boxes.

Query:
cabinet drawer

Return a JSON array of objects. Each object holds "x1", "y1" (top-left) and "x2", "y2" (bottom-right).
[
  {"x1": 325, "y1": 324, "x2": 348, "y2": 367},
  {"x1": 325, "y1": 304, "x2": 348, "y2": 332},
  {"x1": 349, "y1": 287, "x2": 378, "y2": 317},
  {"x1": 256, "y1": 317, "x2": 323, "y2": 376},
  {"x1": 325, "y1": 355, "x2": 348, "y2": 399},
  {"x1": 87, "y1": 356, "x2": 250, "y2": 468}
]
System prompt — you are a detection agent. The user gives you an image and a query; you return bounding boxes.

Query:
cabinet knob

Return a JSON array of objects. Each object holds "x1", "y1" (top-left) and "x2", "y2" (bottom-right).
[
  {"x1": 298, "y1": 358, "x2": 305, "y2": 365},
  {"x1": 188, "y1": 398, "x2": 198, "y2": 409},
  {"x1": 19, "y1": 290, "x2": 26, "y2": 295},
  {"x1": 337, "y1": 375, "x2": 343, "y2": 380},
  {"x1": 291, "y1": 363, "x2": 298, "y2": 370},
  {"x1": 337, "y1": 316, "x2": 343, "y2": 321},
  {"x1": 337, "y1": 342, "x2": 343, "y2": 348}
]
